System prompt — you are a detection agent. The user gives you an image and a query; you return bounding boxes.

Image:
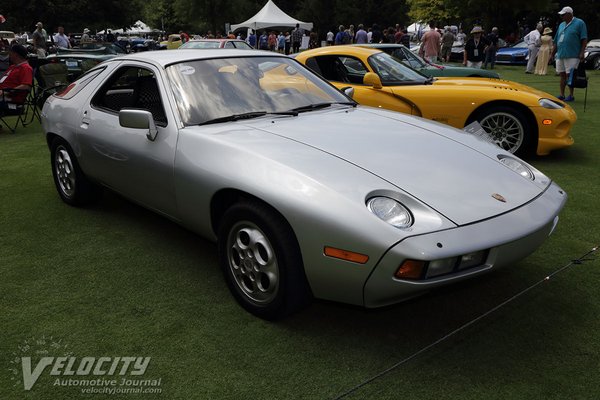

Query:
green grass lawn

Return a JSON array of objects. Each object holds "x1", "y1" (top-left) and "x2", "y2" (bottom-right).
[{"x1": 1, "y1": 67, "x2": 599, "y2": 400}]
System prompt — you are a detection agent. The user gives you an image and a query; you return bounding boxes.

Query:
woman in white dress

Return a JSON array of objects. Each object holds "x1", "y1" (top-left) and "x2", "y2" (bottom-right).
[{"x1": 535, "y1": 28, "x2": 553, "y2": 75}]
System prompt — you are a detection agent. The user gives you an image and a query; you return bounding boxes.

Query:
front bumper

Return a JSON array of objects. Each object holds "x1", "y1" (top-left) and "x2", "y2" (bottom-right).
[
  {"x1": 534, "y1": 105, "x2": 576, "y2": 155},
  {"x1": 363, "y1": 181, "x2": 566, "y2": 307}
]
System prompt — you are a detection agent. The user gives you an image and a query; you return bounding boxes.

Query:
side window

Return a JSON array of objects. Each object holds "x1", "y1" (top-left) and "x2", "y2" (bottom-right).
[
  {"x1": 224, "y1": 41, "x2": 235, "y2": 49},
  {"x1": 339, "y1": 56, "x2": 368, "y2": 83},
  {"x1": 91, "y1": 66, "x2": 168, "y2": 126}
]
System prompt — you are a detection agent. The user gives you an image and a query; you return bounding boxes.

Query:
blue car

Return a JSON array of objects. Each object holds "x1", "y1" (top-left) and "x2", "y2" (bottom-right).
[{"x1": 495, "y1": 41, "x2": 528, "y2": 65}]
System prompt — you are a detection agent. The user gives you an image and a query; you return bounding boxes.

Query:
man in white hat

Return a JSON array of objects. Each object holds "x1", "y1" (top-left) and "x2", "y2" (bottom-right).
[
  {"x1": 463, "y1": 26, "x2": 487, "y2": 68},
  {"x1": 81, "y1": 28, "x2": 91, "y2": 44},
  {"x1": 552, "y1": 6, "x2": 587, "y2": 101}
]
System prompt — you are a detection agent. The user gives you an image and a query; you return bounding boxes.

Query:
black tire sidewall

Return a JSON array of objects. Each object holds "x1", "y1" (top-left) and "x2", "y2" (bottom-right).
[
  {"x1": 218, "y1": 201, "x2": 310, "y2": 320},
  {"x1": 50, "y1": 138, "x2": 100, "y2": 206},
  {"x1": 475, "y1": 105, "x2": 534, "y2": 157}
]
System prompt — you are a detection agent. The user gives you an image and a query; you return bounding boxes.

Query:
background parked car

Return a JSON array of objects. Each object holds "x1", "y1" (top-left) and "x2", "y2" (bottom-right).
[
  {"x1": 360, "y1": 43, "x2": 499, "y2": 78},
  {"x1": 583, "y1": 39, "x2": 600, "y2": 69},
  {"x1": 159, "y1": 34, "x2": 183, "y2": 49},
  {"x1": 495, "y1": 41, "x2": 529, "y2": 65},
  {"x1": 179, "y1": 39, "x2": 253, "y2": 50}
]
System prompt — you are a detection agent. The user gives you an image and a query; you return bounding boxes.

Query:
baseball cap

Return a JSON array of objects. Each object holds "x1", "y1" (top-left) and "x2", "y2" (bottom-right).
[
  {"x1": 9, "y1": 44, "x2": 28, "y2": 59},
  {"x1": 558, "y1": 6, "x2": 573, "y2": 15}
]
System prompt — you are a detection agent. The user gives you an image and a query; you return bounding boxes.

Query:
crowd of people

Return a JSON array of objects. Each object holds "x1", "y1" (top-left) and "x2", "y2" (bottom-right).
[{"x1": 0, "y1": 4, "x2": 589, "y2": 119}]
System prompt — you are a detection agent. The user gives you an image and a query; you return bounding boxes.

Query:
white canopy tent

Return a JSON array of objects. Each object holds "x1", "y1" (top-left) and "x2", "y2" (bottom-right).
[
  {"x1": 97, "y1": 20, "x2": 160, "y2": 35},
  {"x1": 231, "y1": 0, "x2": 313, "y2": 32}
]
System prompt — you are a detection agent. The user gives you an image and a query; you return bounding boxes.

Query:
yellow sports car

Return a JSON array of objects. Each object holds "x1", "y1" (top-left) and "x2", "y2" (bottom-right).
[{"x1": 294, "y1": 46, "x2": 576, "y2": 156}]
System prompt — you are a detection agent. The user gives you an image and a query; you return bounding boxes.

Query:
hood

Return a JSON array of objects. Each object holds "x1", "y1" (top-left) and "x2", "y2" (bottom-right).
[
  {"x1": 248, "y1": 107, "x2": 545, "y2": 226},
  {"x1": 432, "y1": 77, "x2": 552, "y2": 98}
]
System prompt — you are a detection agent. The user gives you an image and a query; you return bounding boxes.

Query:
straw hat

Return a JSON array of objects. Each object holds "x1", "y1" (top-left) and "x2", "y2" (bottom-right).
[
  {"x1": 543, "y1": 27, "x2": 553, "y2": 35},
  {"x1": 470, "y1": 26, "x2": 483, "y2": 34}
]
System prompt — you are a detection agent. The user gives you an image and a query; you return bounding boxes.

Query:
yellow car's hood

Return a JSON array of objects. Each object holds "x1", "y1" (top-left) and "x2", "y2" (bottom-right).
[{"x1": 432, "y1": 77, "x2": 556, "y2": 99}]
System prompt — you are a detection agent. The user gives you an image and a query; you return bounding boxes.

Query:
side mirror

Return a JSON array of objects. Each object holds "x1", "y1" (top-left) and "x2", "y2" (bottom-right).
[
  {"x1": 119, "y1": 109, "x2": 158, "y2": 141},
  {"x1": 363, "y1": 72, "x2": 382, "y2": 89},
  {"x1": 340, "y1": 86, "x2": 354, "y2": 98}
]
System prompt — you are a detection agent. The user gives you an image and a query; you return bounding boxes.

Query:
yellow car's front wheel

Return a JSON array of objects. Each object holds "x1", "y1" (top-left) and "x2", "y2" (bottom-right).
[{"x1": 474, "y1": 106, "x2": 534, "y2": 157}]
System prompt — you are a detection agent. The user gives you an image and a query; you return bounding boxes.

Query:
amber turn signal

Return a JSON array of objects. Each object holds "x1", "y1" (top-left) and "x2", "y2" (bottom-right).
[
  {"x1": 324, "y1": 246, "x2": 369, "y2": 264},
  {"x1": 395, "y1": 260, "x2": 425, "y2": 279},
  {"x1": 542, "y1": 119, "x2": 553, "y2": 125}
]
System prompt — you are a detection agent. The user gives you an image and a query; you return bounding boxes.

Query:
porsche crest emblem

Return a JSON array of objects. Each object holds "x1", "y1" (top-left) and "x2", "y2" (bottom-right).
[{"x1": 492, "y1": 193, "x2": 507, "y2": 203}]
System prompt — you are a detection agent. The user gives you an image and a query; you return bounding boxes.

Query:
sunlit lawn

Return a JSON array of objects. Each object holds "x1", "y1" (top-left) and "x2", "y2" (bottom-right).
[{"x1": 1, "y1": 65, "x2": 599, "y2": 400}]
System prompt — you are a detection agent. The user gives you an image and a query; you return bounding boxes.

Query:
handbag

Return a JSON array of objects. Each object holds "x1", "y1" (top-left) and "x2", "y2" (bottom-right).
[{"x1": 568, "y1": 63, "x2": 587, "y2": 88}]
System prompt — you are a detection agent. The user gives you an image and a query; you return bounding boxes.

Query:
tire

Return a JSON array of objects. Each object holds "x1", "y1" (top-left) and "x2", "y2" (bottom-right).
[
  {"x1": 218, "y1": 200, "x2": 311, "y2": 320},
  {"x1": 472, "y1": 105, "x2": 534, "y2": 157},
  {"x1": 50, "y1": 138, "x2": 102, "y2": 206}
]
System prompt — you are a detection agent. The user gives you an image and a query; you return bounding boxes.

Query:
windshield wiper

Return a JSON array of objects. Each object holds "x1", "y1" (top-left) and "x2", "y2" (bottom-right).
[
  {"x1": 289, "y1": 101, "x2": 356, "y2": 113},
  {"x1": 200, "y1": 110, "x2": 298, "y2": 126}
]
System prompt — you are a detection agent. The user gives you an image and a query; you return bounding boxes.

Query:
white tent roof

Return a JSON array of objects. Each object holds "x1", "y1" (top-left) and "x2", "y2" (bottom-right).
[
  {"x1": 97, "y1": 20, "x2": 160, "y2": 35},
  {"x1": 231, "y1": 0, "x2": 313, "y2": 32}
]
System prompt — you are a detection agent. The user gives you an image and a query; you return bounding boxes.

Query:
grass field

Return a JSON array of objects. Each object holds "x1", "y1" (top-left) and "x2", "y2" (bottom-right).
[{"x1": 1, "y1": 66, "x2": 599, "y2": 400}]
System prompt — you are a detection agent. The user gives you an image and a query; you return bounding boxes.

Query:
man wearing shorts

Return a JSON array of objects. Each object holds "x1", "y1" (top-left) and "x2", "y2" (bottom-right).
[{"x1": 552, "y1": 6, "x2": 587, "y2": 102}]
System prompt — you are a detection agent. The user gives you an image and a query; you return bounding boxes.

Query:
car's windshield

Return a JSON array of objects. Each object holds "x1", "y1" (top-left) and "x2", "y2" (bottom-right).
[
  {"x1": 367, "y1": 52, "x2": 429, "y2": 84},
  {"x1": 181, "y1": 41, "x2": 221, "y2": 49},
  {"x1": 166, "y1": 56, "x2": 353, "y2": 125}
]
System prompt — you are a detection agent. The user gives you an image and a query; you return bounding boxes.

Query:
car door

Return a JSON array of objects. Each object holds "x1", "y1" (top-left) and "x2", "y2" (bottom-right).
[
  {"x1": 304, "y1": 54, "x2": 414, "y2": 115},
  {"x1": 77, "y1": 63, "x2": 179, "y2": 218}
]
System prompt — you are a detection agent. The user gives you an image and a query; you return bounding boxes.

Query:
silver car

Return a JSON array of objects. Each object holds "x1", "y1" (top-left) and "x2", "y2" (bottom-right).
[{"x1": 41, "y1": 50, "x2": 566, "y2": 320}]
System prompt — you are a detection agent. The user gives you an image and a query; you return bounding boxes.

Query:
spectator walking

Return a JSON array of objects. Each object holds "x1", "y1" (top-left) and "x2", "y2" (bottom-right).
[
  {"x1": 326, "y1": 29, "x2": 334, "y2": 45},
  {"x1": 32, "y1": 22, "x2": 47, "y2": 57},
  {"x1": 291, "y1": 24, "x2": 303, "y2": 53},
  {"x1": 80, "y1": 28, "x2": 91, "y2": 43},
  {"x1": 463, "y1": 26, "x2": 488, "y2": 68},
  {"x1": 552, "y1": 6, "x2": 587, "y2": 101},
  {"x1": 535, "y1": 27, "x2": 553, "y2": 75},
  {"x1": 419, "y1": 22, "x2": 441, "y2": 63},
  {"x1": 268, "y1": 31, "x2": 277, "y2": 51},
  {"x1": 54, "y1": 26, "x2": 71, "y2": 49},
  {"x1": 483, "y1": 27, "x2": 499, "y2": 69},
  {"x1": 355, "y1": 24, "x2": 368, "y2": 44},
  {"x1": 258, "y1": 31, "x2": 268, "y2": 50},
  {"x1": 524, "y1": 24, "x2": 543, "y2": 73},
  {"x1": 440, "y1": 28, "x2": 455, "y2": 62},
  {"x1": 456, "y1": 28, "x2": 466, "y2": 45},
  {"x1": 371, "y1": 24, "x2": 382, "y2": 44},
  {"x1": 334, "y1": 25, "x2": 349, "y2": 45},
  {"x1": 247, "y1": 30, "x2": 257, "y2": 48},
  {"x1": 105, "y1": 29, "x2": 115, "y2": 43},
  {"x1": 284, "y1": 32, "x2": 291, "y2": 54},
  {"x1": 277, "y1": 32, "x2": 285, "y2": 53}
]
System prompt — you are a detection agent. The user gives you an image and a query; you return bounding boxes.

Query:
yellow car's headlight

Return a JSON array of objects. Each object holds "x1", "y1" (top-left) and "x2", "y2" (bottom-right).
[{"x1": 539, "y1": 98, "x2": 564, "y2": 109}]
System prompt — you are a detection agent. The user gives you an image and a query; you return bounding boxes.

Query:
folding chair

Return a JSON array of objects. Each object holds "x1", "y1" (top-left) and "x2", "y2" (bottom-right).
[
  {"x1": 0, "y1": 88, "x2": 30, "y2": 133},
  {"x1": 35, "y1": 63, "x2": 69, "y2": 109}
]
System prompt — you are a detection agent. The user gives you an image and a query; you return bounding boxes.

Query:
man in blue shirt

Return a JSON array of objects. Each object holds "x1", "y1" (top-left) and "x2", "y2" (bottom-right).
[{"x1": 552, "y1": 6, "x2": 587, "y2": 101}]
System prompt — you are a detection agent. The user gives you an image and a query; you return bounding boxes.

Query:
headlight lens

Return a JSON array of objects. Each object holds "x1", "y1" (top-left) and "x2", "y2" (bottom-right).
[
  {"x1": 584, "y1": 51, "x2": 589, "y2": 58},
  {"x1": 367, "y1": 197, "x2": 413, "y2": 228},
  {"x1": 539, "y1": 98, "x2": 564, "y2": 109},
  {"x1": 497, "y1": 155, "x2": 534, "y2": 180}
]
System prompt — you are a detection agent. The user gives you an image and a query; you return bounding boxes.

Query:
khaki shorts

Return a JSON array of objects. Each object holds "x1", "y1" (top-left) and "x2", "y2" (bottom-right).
[{"x1": 555, "y1": 58, "x2": 580, "y2": 73}]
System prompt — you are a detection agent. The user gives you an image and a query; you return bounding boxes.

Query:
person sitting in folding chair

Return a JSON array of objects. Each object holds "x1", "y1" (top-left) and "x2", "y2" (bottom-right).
[{"x1": 0, "y1": 44, "x2": 33, "y2": 131}]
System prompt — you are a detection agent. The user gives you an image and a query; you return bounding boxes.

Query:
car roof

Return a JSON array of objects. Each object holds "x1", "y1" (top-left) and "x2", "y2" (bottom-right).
[
  {"x1": 297, "y1": 46, "x2": 382, "y2": 58},
  {"x1": 106, "y1": 49, "x2": 284, "y2": 67},
  {"x1": 358, "y1": 43, "x2": 408, "y2": 50},
  {"x1": 187, "y1": 39, "x2": 242, "y2": 42}
]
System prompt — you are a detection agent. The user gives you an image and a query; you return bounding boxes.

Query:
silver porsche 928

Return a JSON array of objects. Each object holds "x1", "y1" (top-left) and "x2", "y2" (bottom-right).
[{"x1": 41, "y1": 50, "x2": 566, "y2": 320}]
